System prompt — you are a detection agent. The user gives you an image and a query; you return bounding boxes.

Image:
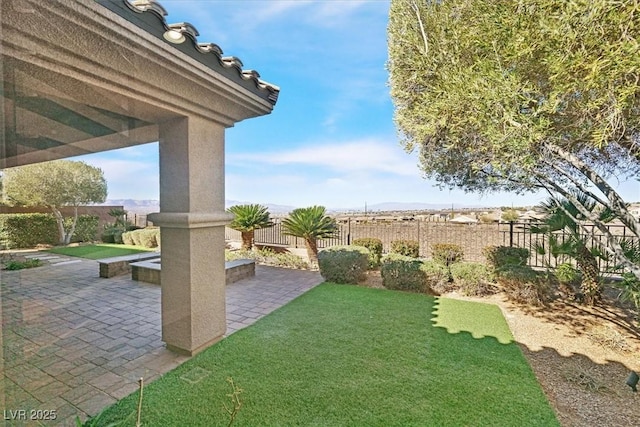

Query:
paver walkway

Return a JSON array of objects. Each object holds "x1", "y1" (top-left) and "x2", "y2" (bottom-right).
[{"x1": 1, "y1": 258, "x2": 322, "y2": 425}]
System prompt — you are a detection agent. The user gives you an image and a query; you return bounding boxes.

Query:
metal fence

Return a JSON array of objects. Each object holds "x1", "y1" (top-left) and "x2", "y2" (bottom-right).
[
  {"x1": 499, "y1": 221, "x2": 637, "y2": 273},
  {"x1": 225, "y1": 219, "x2": 638, "y2": 274}
]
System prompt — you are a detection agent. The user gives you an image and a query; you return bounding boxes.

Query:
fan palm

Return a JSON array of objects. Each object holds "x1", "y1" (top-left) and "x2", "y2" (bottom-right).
[
  {"x1": 532, "y1": 192, "x2": 614, "y2": 305},
  {"x1": 281, "y1": 206, "x2": 338, "y2": 265},
  {"x1": 227, "y1": 204, "x2": 273, "y2": 250}
]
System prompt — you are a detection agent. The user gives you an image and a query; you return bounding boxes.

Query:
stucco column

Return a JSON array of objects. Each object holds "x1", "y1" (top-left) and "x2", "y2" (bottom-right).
[{"x1": 148, "y1": 116, "x2": 232, "y2": 356}]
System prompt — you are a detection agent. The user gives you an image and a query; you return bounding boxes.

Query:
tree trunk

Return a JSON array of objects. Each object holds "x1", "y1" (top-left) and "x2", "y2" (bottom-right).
[
  {"x1": 305, "y1": 238, "x2": 319, "y2": 266},
  {"x1": 576, "y1": 244, "x2": 601, "y2": 305},
  {"x1": 241, "y1": 231, "x2": 254, "y2": 250},
  {"x1": 51, "y1": 207, "x2": 66, "y2": 245},
  {"x1": 64, "y1": 206, "x2": 79, "y2": 245}
]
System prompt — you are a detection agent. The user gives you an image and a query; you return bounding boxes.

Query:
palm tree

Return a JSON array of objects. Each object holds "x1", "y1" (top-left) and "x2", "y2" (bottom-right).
[
  {"x1": 532, "y1": 192, "x2": 614, "y2": 305},
  {"x1": 281, "y1": 206, "x2": 338, "y2": 265},
  {"x1": 227, "y1": 204, "x2": 273, "y2": 250}
]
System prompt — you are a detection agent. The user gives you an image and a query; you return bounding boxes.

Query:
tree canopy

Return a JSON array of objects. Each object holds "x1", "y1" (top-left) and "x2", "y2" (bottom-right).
[
  {"x1": 3, "y1": 160, "x2": 107, "y2": 245},
  {"x1": 388, "y1": 0, "x2": 640, "y2": 276}
]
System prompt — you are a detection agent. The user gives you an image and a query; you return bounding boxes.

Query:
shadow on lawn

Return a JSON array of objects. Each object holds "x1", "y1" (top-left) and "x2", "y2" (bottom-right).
[{"x1": 430, "y1": 296, "x2": 639, "y2": 426}]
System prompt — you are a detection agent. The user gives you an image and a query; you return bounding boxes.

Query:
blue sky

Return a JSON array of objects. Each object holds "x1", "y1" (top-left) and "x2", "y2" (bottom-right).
[{"x1": 73, "y1": 0, "x2": 638, "y2": 209}]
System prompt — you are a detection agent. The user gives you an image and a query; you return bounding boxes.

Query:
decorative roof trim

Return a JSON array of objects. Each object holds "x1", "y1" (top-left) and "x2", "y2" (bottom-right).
[{"x1": 105, "y1": 0, "x2": 279, "y2": 105}]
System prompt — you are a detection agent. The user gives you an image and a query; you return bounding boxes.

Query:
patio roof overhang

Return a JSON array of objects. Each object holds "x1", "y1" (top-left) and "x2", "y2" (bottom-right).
[
  {"x1": 0, "y1": 0, "x2": 279, "y2": 168},
  {"x1": 1, "y1": 0, "x2": 281, "y2": 355}
]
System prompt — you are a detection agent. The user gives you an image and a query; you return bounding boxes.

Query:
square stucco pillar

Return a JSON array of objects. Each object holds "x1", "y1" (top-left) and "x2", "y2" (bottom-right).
[{"x1": 148, "y1": 116, "x2": 232, "y2": 356}]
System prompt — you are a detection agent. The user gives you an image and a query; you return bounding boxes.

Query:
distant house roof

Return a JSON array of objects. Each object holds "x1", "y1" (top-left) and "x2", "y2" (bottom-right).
[
  {"x1": 449, "y1": 215, "x2": 478, "y2": 224},
  {"x1": 98, "y1": 0, "x2": 280, "y2": 105}
]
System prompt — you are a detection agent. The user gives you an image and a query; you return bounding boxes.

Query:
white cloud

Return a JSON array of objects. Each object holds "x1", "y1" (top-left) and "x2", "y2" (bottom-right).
[{"x1": 228, "y1": 138, "x2": 421, "y2": 177}]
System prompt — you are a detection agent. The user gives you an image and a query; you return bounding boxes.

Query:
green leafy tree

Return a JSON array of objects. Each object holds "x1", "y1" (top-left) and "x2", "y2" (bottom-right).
[
  {"x1": 532, "y1": 192, "x2": 615, "y2": 305},
  {"x1": 3, "y1": 160, "x2": 107, "y2": 245},
  {"x1": 281, "y1": 206, "x2": 338, "y2": 265},
  {"x1": 227, "y1": 204, "x2": 273, "y2": 250},
  {"x1": 388, "y1": 0, "x2": 640, "y2": 278}
]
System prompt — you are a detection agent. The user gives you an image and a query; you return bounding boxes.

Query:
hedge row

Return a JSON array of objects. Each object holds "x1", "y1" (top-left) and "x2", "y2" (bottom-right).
[{"x1": 0, "y1": 213, "x2": 99, "y2": 249}]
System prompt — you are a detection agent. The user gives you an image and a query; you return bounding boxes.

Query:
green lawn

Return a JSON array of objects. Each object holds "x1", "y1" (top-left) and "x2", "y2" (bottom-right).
[
  {"x1": 92, "y1": 284, "x2": 558, "y2": 426},
  {"x1": 45, "y1": 244, "x2": 154, "y2": 260}
]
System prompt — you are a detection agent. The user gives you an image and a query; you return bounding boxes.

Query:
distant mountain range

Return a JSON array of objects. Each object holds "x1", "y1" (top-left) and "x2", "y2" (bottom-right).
[{"x1": 102, "y1": 199, "x2": 497, "y2": 214}]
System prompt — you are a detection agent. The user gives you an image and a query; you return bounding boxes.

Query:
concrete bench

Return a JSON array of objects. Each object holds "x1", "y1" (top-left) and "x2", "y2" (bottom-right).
[
  {"x1": 130, "y1": 258, "x2": 256, "y2": 285},
  {"x1": 98, "y1": 252, "x2": 161, "y2": 278}
]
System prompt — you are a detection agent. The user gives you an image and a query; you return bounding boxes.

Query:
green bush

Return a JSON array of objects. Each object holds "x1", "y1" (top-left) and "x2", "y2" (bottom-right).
[
  {"x1": 496, "y1": 265, "x2": 550, "y2": 306},
  {"x1": 450, "y1": 262, "x2": 495, "y2": 296},
  {"x1": 67, "y1": 215, "x2": 99, "y2": 243},
  {"x1": 0, "y1": 213, "x2": 100, "y2": 248},
  {"x1": 352, "y1": 237, "x2": 383, "y2": 268},
  {"x1": 555, "y1": 263, "x2": 581, "y2": 287},
  {"x1": 381, "y1": 254, "x2": 447, "y2": 293},
  {"x1": 318, "y1": 245, "x2": 369, "y2": 284},
  {"x1": 483, "y1": 246, "x2": 530, "y2": 273},
  {"x1": 390, "y1": 240, "x2": 420, "y2": 258},
  {"x1": 2, "y1": 258, "x2": 43, "y2": 270},
  {"x1": 0, "y1": 213, "x2": 57, "y2": 248},
  {"x1": 616, "y1": 273, "x2": 640, "y2": 313},
  {"x1": 431, "y1": 243, "x2": 464, "y2": 266}
]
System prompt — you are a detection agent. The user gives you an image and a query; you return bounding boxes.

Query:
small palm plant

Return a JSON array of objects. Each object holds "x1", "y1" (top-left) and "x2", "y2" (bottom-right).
[
  {"x1": 281, "y1": 206, "x2": 338, "y2": 265},
  {"x1": 227, "y1": 204, "x2": 273, "y2": 250},
  {"x1": 531, "y1": 191, "x2": 614, "y2": 305}
]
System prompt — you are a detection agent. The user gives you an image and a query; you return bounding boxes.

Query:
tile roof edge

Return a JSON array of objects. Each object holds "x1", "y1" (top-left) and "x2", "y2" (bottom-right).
[{"x1": 118, "y1": 0, "x2": 279, "y2": 105}]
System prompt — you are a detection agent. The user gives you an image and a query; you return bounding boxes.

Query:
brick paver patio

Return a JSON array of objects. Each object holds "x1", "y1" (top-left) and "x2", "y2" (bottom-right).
[{"x1": 0, "y1": 257, "x2": 322, "y2": 425}]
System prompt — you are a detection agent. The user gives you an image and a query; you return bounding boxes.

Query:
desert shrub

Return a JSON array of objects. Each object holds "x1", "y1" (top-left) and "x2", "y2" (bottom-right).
[
  {"x1": 318, "y1": 245, "x2": 369, "y2": 284},
  {"x1": 496, "y1": 265, "x2": 550, "y2": 306},
  {"x1": 0, "y1": 213, "x2": 57, "y2": 248},
  {"x1": 381, "y1": 254, "x2": 447, "y2": 293},
  {"x1": 483, "y1": 246, "x2": 530, "y2": 273},
  {"x1": 121, "y1": 228, "x2": 160, "y2": 248},
  {"x1": 421, "y1": 260, "x2": 450, "y2": 291},
  {"x1": 352, "y1": 237, "x2": 383, "y2": 268},
  {"x1": 121, "y1": 230, "x2": 135, "y2": 246},
  {"x1": 225, "y1": 248, "x2": 309, "y2": 270},
  {"x1": 450, "y1": 262, "x2": 495, "y2": 296},
  {"x1": 138, "y1": 228, "x2": 160, "y2": 248},
  {"x1": 431, "y1": 243, "x2": 464, "y2": 266},
  {"x1": 390, "y1": 240, "x2": 420, "y2": 258}
]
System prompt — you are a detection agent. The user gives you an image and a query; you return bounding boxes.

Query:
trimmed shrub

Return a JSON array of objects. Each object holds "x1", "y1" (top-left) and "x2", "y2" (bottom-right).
[
  {"x1": 318, "y1": 245, "x2": 369, "y2": 284},
  {"x1": 483, "y1": 246, "x2": 530, "y2": 273},
  {"x1": 121, "y1": 230, "x2": 135, "y2": 246},
  {"x1": 225, "y1": 248, "x2": 309, "y2": 270},
  {"x1": 390, "y1": 240, "x2": 420, "y2": 258},
  {"x1": 496, "y1": 265, "x2": 550, "y2": 306},
  {"x1": 1, "y1": 213, "x2": 100, "y2": 248},
  {"x1": 121, "y1": 228, "x2": 160, "y2": 248},
  {"x1": 431, "y1": 243, "x2": 464, "y2": 266},
  {"x1": 0, "y1": 213, "x2": 57, "y2": 248},
  {"x1": 450, "y1": 262, "x2": 495, "y2": 296},
  {"x1": 381, "y1": 254, "x2": 447, "y2": 293},
  {"x1": 352, "y1": 237, "x2": 383, "y2": 268}
]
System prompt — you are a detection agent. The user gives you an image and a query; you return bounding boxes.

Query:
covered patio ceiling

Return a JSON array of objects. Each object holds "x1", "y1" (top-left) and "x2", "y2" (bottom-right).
[{"x1": 0, "y1": 0, "x2": 279, "y2": 168}]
